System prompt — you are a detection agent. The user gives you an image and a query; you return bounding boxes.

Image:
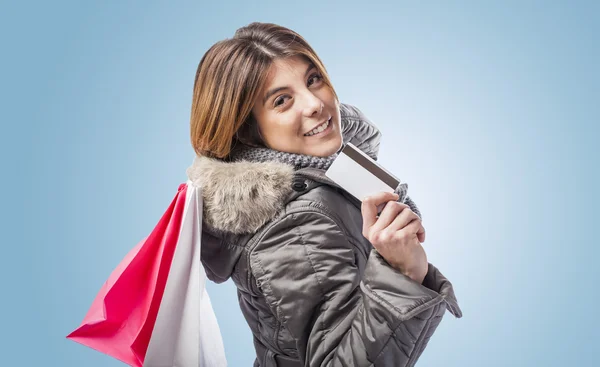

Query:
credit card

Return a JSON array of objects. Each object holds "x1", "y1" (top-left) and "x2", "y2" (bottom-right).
[{"x1": 325, "y1": 142, "x2": 401, "y2": 204}]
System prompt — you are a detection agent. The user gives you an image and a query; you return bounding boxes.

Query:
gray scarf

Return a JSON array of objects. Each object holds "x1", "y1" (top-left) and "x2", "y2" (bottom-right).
[
  {"x1": 226, "y1": 142, "x2": 421, "y2": 219},
  {"x1": 227, "y1": 141, "x2": 339, "y2": 171}
]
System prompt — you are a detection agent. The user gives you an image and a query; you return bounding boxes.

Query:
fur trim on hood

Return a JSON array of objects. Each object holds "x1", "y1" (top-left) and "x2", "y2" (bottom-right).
[{"x1": 186, "y1": 156, "x2": 294, "y2": 234}]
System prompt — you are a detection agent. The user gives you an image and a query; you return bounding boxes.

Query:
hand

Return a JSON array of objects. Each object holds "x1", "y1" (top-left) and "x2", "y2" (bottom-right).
[{"x1": 361, "y1": 191, "x2": 428, "y2": 283}]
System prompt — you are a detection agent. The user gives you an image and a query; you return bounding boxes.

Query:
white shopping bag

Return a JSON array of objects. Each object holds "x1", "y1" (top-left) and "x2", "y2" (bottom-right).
[{"x1": 145, "y1": 180, "x2": 227, "y2": 367}]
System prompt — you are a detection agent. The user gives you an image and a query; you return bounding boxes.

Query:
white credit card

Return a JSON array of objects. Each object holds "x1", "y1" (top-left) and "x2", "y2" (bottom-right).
[{"x1": 325, "y1": 142, "x2": 401, "y2": 202}]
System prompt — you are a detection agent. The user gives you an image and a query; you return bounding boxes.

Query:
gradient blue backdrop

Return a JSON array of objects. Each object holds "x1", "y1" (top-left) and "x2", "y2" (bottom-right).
[{"x1": 2, "y1": 1, "x2": 598, "y2": 366}]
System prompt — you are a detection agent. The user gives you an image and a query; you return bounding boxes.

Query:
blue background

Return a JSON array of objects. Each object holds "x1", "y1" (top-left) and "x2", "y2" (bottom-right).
[{"x1": 2, "y1": 1, "x2": 598, "y2": 366}]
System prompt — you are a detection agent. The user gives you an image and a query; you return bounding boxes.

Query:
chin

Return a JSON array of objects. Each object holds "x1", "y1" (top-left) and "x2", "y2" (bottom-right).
[{"x1": 309, "y1": 139, "x2": 343, "y2": 158}]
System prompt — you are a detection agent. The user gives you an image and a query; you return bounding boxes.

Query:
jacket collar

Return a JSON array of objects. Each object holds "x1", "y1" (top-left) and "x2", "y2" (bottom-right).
[{"x1": 186, "y1": 103, "x2": 381, "y2": 235}]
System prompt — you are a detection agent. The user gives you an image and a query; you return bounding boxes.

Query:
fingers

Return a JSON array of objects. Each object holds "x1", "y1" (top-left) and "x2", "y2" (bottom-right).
[
  {"x1": 385, "y1": 205, "x2": 419, "y2": 233},
  {"x1": 361, "y1": 192, "x2": 399, "y2": 236},
  {"x1": 417, "y1": 225, "x2": 426, "y2": 243},
  {"x1": 371, "y1": 201, "x2": 410, "y2": 233},
  {"x1": 362, "y1": 192, "x2": 426, "y2": 244},
  {"x1": 392, "y1": 219, "x2": 425, "y2": 243}
]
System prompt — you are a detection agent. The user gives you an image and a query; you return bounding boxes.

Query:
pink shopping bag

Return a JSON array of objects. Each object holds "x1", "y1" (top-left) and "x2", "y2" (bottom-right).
[{"x1": 67, "y1": 181, "x2": 227, "y2": 367}]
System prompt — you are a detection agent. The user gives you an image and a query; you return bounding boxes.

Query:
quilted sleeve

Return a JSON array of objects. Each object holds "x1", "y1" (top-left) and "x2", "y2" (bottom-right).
[{"x1": 249, "y1": 209, "x2": 462, "y2": 366}]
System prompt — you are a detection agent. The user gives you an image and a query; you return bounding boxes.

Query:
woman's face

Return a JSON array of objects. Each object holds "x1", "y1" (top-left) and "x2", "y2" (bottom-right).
[{"x1": 251, "y1": 56, "x2": 343, "y2": 157}]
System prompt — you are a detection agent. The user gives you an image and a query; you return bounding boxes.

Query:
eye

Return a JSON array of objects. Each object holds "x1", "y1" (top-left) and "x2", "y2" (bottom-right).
[
  {"x1": 273, "y1": 95, "x2": 290, "y2": 108},
  {"x1": 308, "y1": 73, "x2": 323, "y2": 87},
  {"x1": 272, "y1": 73, "x2": 324, "y2": 109}
]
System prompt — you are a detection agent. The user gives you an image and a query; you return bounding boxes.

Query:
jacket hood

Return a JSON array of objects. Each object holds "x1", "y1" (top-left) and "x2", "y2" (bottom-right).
[{"x1": 186, "y1": 103, "x2": 381, "y2": 283}]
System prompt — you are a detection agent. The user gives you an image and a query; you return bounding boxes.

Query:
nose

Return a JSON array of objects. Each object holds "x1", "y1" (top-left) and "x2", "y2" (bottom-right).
[{"x1": 302, "y1": 92, "x2": 324, "y2": 118}]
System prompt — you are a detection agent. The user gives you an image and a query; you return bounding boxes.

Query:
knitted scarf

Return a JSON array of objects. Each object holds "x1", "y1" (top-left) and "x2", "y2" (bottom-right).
[
  {"x1": 227, "y1": 141, "x2": 339, "y2": 170},
  {"x1": 226, "y1": 141, "x2": 421, "y2": 219}
]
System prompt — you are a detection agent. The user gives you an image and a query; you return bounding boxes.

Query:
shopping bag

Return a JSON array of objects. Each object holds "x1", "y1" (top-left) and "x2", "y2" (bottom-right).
[{"x1": 67, "y1": 180, "x2": 227, "y2": 367}]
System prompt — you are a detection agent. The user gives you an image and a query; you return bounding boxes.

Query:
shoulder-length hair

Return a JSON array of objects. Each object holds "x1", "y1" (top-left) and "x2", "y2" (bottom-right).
[{"x1": 190, "y1": 22, "x2": 338, "y2": 159}]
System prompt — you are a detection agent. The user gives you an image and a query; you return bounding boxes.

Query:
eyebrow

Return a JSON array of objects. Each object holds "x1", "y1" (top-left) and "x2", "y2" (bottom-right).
[{"x1": 262, "y1": 63, "x2": 316, "y2": 106}]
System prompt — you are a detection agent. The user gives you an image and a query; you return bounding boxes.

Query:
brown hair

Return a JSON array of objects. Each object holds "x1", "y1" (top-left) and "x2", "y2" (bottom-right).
[{"x1": 189, "y1": 22, "x2": 338, "y2": 159}]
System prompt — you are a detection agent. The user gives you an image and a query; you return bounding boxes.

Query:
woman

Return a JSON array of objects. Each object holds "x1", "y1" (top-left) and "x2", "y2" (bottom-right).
[{"x1": 186, "y1": 22, "x2": 462, "y2": 367}]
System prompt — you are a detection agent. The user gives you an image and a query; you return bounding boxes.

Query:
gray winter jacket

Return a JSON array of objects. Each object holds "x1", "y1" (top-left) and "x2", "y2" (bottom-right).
[{"x1": 186, "y1": 104, "x2": 463, "y2": 367}]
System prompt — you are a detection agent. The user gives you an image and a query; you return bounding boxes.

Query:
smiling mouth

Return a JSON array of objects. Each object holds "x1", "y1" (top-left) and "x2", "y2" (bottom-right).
[{"x1": 304, "y1": 118, "x2": 331, "y2": 136}]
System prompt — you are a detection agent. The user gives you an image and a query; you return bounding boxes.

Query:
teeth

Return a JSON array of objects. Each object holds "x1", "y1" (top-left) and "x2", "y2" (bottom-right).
[{"x1": 304, "y1": 119, "x2": 330, "y2": 136}]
